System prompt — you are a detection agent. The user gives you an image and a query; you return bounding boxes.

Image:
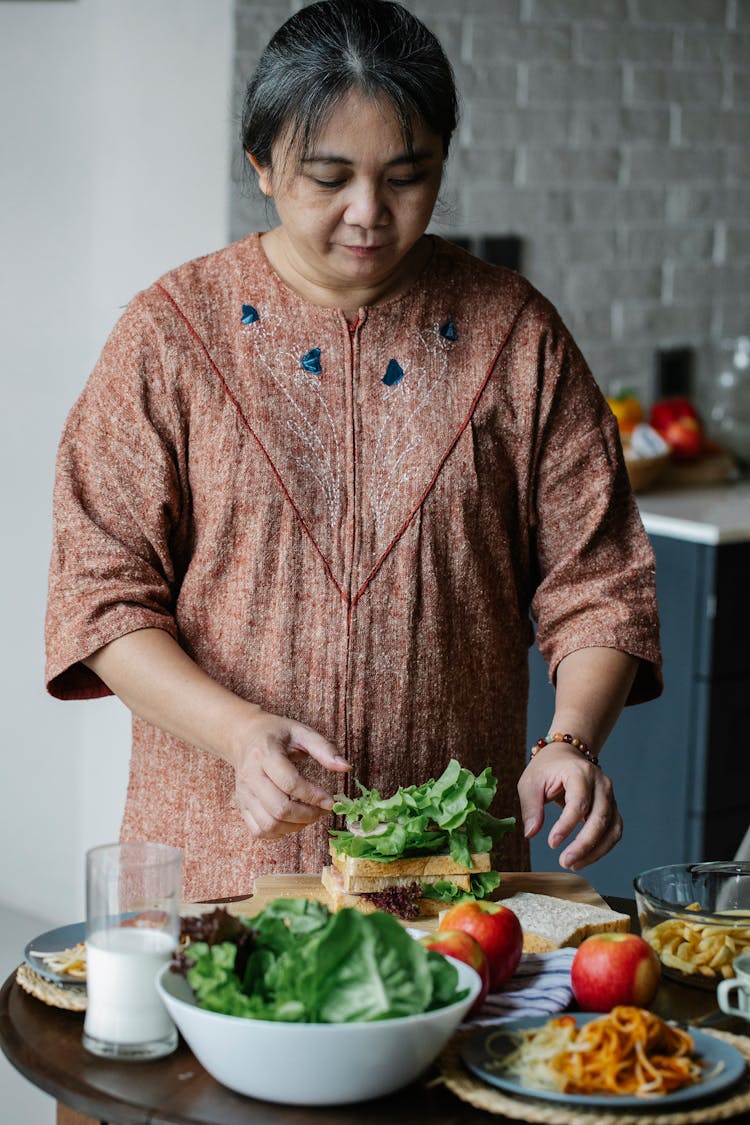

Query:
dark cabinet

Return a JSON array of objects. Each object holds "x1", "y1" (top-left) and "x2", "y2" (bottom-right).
[{"x1": 527, "y1": 533, "x2": 750, "y2": 898}]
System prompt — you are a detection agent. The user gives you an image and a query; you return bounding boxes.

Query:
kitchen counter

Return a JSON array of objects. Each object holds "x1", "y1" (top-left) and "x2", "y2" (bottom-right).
[
  {"x1": 637, "y1": 479, "x2": 750, "y2": 544},
  {"x1": 531, "y1": 476, "x2": 750, "y2": 895}
]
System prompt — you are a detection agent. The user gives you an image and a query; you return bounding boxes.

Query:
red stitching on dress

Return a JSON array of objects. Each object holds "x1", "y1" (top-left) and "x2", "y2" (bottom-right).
[
  {"x1": 352, "y1": 293, "x2": 534, "y2": 609},
  {"x1": 155, "y1": 283, "x2": 348, "y2": 604}
]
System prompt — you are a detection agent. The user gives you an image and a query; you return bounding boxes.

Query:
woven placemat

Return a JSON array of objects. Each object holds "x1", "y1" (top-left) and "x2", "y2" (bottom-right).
[
  {"x1": 440, "y1": 1027, "x2": 750, "y2": 1124},
  {"x1": 16, "y1": 964, "x2": 87, "y2": 1012}
]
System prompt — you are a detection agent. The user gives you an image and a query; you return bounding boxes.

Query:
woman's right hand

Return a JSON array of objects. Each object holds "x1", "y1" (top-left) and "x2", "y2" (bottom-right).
[
  {"x1": 82, "y1": 629, "x2": 350, "y2": 841},
  {"x1": 230, "y1": 709, "x2": 350, "y2": 839}
]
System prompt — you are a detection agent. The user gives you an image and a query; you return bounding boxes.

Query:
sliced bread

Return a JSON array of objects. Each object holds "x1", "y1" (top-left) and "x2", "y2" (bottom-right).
[
  {"x1": 321, "y1": 865, "x2": 444, "y2": 917},
  {"x1": 328, "y1": 842, "x2": 491, "y2": 880},
  {"x1": 339, "y1": 870, "x2": 472, "y2": 894},
  {"x1": 497, "y1": 891, "x2": 631, "y2": 952}
]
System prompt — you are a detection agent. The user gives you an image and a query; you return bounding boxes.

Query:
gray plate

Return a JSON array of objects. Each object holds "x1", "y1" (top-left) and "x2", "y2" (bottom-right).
[
  {"x1": 460, "y1": 1014, "x2": 747, "y2": 1109},
  {"x1": 24, "y1": 921, "x2": 86, "y2": 985}
]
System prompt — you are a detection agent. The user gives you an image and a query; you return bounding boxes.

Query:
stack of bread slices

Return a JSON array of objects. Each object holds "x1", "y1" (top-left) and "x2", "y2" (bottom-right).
[{"x1": 322, "y1": 844, "x2": 494, "y2": 917}]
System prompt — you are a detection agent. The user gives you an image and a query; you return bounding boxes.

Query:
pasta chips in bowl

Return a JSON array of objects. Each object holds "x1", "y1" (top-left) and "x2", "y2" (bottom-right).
[{"x1": 635, "y1": 862, "x2": 750, "y2": 989}]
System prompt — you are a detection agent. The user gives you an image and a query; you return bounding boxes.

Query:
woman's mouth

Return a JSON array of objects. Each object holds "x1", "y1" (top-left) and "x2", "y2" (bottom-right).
[{"x1": 342, "y1": 244, "x2": 387, "y2": 257}]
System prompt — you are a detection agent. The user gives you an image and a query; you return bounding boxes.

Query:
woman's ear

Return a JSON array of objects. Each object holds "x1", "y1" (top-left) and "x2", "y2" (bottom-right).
[{"x1": 246, "y1": 152, "x2": 273, "y2": 197}]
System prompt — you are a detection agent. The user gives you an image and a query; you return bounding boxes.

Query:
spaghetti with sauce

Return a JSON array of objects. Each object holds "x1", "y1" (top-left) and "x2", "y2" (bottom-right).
[{"x1": 488, "y1": 1006, "x2": 717, "y2": 1098}]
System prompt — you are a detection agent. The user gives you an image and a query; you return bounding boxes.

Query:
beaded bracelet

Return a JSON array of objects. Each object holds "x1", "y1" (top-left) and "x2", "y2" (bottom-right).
[{"x1": 530, "y1": 731, "x2": 600, "y2": 768}]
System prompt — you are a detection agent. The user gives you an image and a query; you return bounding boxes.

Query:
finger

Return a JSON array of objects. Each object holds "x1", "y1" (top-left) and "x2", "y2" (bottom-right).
[
  {"x1": 519, "y1": 746, "x2": 578, "y2": 835},
  {"x1": 253, "y1": 819, "x2": 317, "y2": 839},
  {"x1": 547, "y1": 788, "x2": 593, "y2": 849},
  {"x1": 240, "y1": 791, "x2": 327, "y2": 838},
  {"x1": 262, "y1": 751, "x2": 337, "y2": 811},
  {"x1": 242, "y1": 773, "x2": 330, "y2": 826},
  {"x1": 545, "y1": 761, "x2": 607, "y2": 847},
  {"x1": 558, "y1": 779, "x2": 621, "y2": 869},
  {"x1": 239, "y1": 806, "x2": 269, "y2": 840},
  {"x1": 241, "y1": 807, "x2": 313, "y2": 840},
  {"x1": 241, "y1": 808, "x2": 260, "y2": 837},
  {"x1": 289, "y1": 723, "x2": 350, "y2": 774},
  {"x1": 516, "y1": 764, "x2": 547, "y2": 839},
  {"x1": 560, "y1": 808, "x2": 623, "y2": 870}
]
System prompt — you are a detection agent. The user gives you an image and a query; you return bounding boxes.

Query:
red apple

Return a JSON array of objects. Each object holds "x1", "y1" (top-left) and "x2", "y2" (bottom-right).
[
  {"x1": 661, "y1": 417, "x2": 703, "y2": 460},
  {"x1": 650, "y1": 395, "x2": 700, "y2": 429},
  {"x1": 438, "y1": 901, "x2": 523, "y2": 990},
  {"x1": 571, "y1": 933, "x2": 661, "y2": 1012},
  {"x1": 419, "y1": 929, "x2": 489, "y2": 1014},
  {"x1": 649, "y1": 397, "x2": 705, "y2": 461}
]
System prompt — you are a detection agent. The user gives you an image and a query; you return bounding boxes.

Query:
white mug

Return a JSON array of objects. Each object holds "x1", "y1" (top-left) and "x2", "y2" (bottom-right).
[{"x1": 718, "y1": 951, "x2": 750, "y2": 1021}]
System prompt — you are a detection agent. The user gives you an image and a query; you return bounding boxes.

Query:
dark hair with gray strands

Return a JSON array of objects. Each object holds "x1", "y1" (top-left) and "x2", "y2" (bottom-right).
[{"x1": 240, "y1": 0, "x2": 459, "y2": 169}]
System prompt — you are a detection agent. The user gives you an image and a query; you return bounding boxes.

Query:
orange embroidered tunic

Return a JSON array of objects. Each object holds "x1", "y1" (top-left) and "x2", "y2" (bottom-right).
[{"x1": 45, "y1": 235, "x2": 661, "y2": 901}]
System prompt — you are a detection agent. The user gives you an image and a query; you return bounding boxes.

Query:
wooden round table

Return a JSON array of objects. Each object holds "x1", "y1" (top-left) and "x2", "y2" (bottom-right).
[
  {"x1": 1, "y1": 966, "x2": 497, "y2": 1125},
  {"x1": 1, "y1": 897, "x2": 748, "y2": 1125}
]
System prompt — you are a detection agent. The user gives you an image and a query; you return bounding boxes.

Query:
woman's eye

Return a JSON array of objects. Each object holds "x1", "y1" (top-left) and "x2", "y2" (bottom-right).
[
  {"x1": 388, "y1": 174, "x2": 427, "y2": 188},
  {"x1": 308, "y1": 172, "x2": 428, "y2": 189}
]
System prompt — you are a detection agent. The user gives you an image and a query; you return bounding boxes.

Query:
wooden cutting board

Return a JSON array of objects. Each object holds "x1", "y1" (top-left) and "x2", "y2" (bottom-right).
[{"x1": 213, "y1": 871, "x2": 612, "y2": 934}]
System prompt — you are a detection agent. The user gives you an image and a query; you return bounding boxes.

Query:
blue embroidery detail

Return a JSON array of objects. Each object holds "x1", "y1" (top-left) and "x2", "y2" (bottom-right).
[
  {"x1": 382, "y1": 359, "x2": 404, "y2": 387},
  {"x1": 301, "y1": 347, "x2": 322, "y2": 375},
  {"x1": 241, "y1": 304, "x2": 259, "y2": 324},
  {"x1": 440, "y1": 320, "x2": 458, "y2": 341}
]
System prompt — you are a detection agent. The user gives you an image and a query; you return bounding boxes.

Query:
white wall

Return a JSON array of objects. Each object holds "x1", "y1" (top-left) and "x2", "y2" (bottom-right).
[{"x1": 0, "y1": 0, "x2": 235, "y2": 924}]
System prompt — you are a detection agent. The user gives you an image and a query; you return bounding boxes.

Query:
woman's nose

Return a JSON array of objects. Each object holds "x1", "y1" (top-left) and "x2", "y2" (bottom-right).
[{"x1": 344, "y1": 183, "x2": 389, "y2": 228}]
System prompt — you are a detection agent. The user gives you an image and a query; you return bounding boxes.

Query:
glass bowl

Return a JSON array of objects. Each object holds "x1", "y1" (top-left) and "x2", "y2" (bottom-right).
[{"x1": 634, "y1": 862, "x2": 750, "y2": 990}]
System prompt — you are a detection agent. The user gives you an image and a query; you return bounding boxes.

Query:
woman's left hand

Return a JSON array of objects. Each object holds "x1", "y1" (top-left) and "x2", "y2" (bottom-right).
[{"x1": 517, "y1": 742, "x2": 622, "y2": 871}]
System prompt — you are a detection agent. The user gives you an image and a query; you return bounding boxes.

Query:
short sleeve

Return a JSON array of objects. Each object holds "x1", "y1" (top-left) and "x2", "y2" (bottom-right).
[
  {"x1": 527, "y1": 301, "x2": 662, "y2": 705},
  {"x1": 45, "y1": 291, "x2": 188, "y2": 699}
]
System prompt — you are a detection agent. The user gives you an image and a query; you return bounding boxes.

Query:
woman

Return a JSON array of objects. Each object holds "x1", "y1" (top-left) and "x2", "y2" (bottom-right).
[{"x1": 46, "y1": 0, "x2": 661, "y2": 902}]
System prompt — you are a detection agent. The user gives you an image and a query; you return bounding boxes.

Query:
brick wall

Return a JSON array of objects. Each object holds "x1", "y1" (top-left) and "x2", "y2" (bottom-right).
[{"x1": 231, "y1": 0, "x2": 749, "y2": 401}]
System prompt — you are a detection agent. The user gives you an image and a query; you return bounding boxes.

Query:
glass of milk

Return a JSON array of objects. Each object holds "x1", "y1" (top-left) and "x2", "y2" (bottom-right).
[{"x1": 83, "y1": 841, "x2": 183, "y2": 1060}]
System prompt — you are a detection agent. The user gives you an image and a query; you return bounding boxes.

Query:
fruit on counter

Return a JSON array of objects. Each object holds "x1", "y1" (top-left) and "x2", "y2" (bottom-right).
[
  {"x1": 419, "y1": 929, "x2": 490, "y2": 1014},
  {"x1": 606, "y1": 389, "x2": 644, "y2": 434},
  {"x1": 438, "y1": 900, "x2": 523, "y2": 990},
  {"x1": 627, "y1": 423, "x2": 670, "y2": 459},
  {"x1": 649, "y1": 396, "x2": 705, "y2": 461},
  {"x1": 570, "y1": 932, "x2": 661, "y2": 1012}
]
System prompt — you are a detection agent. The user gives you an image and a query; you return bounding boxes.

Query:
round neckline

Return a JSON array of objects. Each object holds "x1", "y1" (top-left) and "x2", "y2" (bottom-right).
[{"x1": 247, "y1": 231, "x2": 439, "y2": 320}]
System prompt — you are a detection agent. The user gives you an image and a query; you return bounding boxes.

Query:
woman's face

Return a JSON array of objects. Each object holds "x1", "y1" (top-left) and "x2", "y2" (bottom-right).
[{"x1": 252, "y1": 90, "x2": 444, "y2": 301}]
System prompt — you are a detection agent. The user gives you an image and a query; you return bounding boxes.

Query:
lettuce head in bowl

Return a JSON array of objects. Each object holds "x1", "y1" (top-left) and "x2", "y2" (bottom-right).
[{"x1": 156, "y1": 899, "x2": 481, "y2": 1105}]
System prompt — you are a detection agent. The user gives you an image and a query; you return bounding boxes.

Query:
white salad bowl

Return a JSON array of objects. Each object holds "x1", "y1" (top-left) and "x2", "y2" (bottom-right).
[{"x1": 156, "y1": 955, "x2": 480, "y2": 1106}]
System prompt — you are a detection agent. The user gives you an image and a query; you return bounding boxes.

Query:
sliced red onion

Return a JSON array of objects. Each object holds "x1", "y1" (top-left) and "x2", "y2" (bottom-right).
[{"x1": 346, "y1": 821, "x2": 389, "y2": 837}]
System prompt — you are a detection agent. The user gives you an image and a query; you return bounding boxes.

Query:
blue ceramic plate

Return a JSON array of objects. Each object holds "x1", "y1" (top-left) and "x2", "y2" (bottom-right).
[
  {"x1": 24, "y1": 921, "x2": 86, "y2": 985},
  {"x1": 460, "y1": 1014, "x2": 747, "y2": 1109}
]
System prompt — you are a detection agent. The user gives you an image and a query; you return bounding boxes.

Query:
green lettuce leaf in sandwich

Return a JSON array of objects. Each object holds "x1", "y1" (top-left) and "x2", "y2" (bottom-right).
[{"x1": 322, "y1": 759, "x2": 515, "y2": 920}]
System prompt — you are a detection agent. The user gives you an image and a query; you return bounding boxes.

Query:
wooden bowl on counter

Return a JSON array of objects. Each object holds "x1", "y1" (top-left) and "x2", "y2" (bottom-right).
[
  {"x1": 623, "y1": 448, "x2": 670, "y2": 492},
  {"x1": 660, "y1": 448, "x2": 737, "y2": 488}
]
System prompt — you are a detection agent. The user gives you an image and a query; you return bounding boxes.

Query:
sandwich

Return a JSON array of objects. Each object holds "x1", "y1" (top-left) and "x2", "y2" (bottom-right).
[{"x1": 321, "y1": 758, "x2": 515, "y2": 920}]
